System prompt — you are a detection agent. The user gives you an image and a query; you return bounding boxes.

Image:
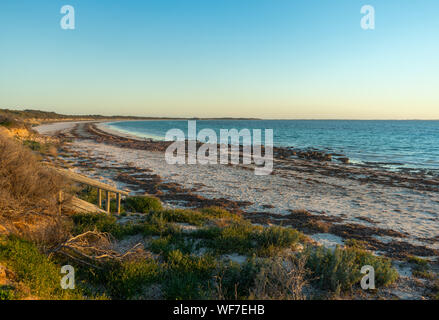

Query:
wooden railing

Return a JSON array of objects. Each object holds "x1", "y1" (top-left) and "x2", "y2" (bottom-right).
[{"x1": 53, "y1": 167, "x2": 129, "y2": 214}]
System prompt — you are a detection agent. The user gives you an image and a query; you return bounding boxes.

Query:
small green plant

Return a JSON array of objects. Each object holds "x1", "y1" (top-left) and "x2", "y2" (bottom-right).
[
  {"x1": 407, "y1": 255, "x2": 433, "y2": 279},
  {"x1": 154, "y1": 209, "x2": 207, "y2": 226},
  {"x1": 124, "y1": 196, "x2": 163, "y2": 213},
  {"x1": 193, "y1": 223, "x2": 305, "y2": 256},
  {"x1": 149, "y1": 234, "x2": 196, "y2": 257},
  {"x1": 344, "y1": 239, "x2": 368, "y2": 249},
  {"x1": 255, "y1": 226, "x2": 304, "y2": 254},
  {"x1": 305, "y1": 245, "x2": 398, "y2": 293},
  {"x1": 106, "y1": 261, "x2": 159, "y2": 299},
  {"x1": 193, "y1": 222, "x2": 257, "y2": 255},
  {"x1": 162, "y1": 250, "x2": 218, "y2": 299},
  {"x1": 76, "y1": 259, "x2": 160, "y2": 299},
  {"x1": 71, "y1": 213, "x2": 119, "y2": 234},
  {"x1": 199, "y1": 207, "x2": 242, "y2": 222},
  {"x1": 213, "y1": 257, "x2": 261, "y2": 300}
]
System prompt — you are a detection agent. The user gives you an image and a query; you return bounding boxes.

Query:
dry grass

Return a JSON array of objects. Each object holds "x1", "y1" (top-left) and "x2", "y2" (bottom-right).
[
  {"x1": 0, "y1": 133, "x2": 67, "y2": 244},
  {"x1": 249, "y1": 253, "x2": 309, "y2": 300}
]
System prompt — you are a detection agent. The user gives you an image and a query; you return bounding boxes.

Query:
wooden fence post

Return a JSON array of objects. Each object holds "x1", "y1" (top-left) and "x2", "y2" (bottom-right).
[
  {"x1": 106, "y1": 191, "x2": 111, "y2": 213},
  {"x1": 116, "y1": 193, "x2": 121, "y2": 214},
  {"x1": 58, "y1": 191, "x2": 63, "y2": 215},
  {"x1": 97, "y1": 188, "x2": 102, "y2": 208}
]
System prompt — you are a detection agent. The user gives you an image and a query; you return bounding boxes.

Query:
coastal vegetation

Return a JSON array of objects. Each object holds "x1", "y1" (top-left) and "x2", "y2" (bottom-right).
[{"x1": 0, "y1": 201, "x2": 401, "y2": 299}]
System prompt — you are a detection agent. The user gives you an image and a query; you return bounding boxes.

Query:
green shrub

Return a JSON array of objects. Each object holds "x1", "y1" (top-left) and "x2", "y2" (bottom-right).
[
  {"x1": 149, "y1": 235, "x2": 196, "y2": 257},
  {"x1": 105, "y1": 260, "x2": 160, "y2": 299},
  {"x1": 72, "y1": 213, "x2": 119, "y2": 234},
  {"x1": 199, "y1": 207, "x2": 242, "y2": 222},
  {"x1": 143, "y1": 207, "x2": 240, "y2": 229},
  {"x1": 255, "y1": 226, "x2": 304, "y2": 253},
  {"x1": 344, "y1": 239, "x2": 368, "y2": 249},
  {"x1": 163, "y1": 250, "x2": 218, "y2": 299},
  {"x1": 77, "y1": 259, "x2": 160, "y2": 299},
  {"x1": 72, "y1": 211, "x2": 186, "y2": 240},
  {"x1": 193, "y1": 223, "x2": 304, "y2": 256},
  {"x1": 193, "y1": 222, "x2": 257, "y2": 255},
  {"x1": 213, "y1": 257, "x2": 261, "y2": 300},
  {"x1": 305, "y1": 245, "x2": 398, "y2": 292},
  {"x1": 124, "y1": 196, "x2": 162, "y2": 213},
  {"x1": 155, "y1": 209, "x2": 208, "y2": 226}
]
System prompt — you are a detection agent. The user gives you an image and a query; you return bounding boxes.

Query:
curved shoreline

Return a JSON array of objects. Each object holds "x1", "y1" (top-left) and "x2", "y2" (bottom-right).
[{"x1": 95, "y1": 122, "x2": 154, "y2": 142}]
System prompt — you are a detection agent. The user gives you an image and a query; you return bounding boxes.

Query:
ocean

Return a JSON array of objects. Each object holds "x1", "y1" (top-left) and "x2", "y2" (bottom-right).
[{"x1": 103, "y1": 120, "x2": 439, "y2": 172}]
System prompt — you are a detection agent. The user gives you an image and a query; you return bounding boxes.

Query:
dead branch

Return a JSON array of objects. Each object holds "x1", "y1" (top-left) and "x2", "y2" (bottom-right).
[{"x1": 49, "y1": 230, "x2": 146, "y2": 268}]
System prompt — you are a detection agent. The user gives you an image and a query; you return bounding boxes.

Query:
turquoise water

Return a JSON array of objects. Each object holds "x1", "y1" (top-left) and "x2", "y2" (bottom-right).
[{"x1": 105, "y1": 120, "x2": 439, "y2": 172}]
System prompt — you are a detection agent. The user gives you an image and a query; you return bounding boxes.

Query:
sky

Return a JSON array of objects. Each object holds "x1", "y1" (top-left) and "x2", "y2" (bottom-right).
[{"x1": 0, "y1": 0, "x2": 438, "y2": 119}]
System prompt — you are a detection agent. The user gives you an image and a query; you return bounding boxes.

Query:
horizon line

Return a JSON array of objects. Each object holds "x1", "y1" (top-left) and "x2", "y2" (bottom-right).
[{"x1": 3, "y1": 107, "x2": 439, "y2": 121}]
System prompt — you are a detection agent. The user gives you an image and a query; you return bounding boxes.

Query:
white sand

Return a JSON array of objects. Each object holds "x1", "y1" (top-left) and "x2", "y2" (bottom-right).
[
  {"x1": 310, "y1": 234, "x2": 345, "y2": 250},
  {"x1": 34, "y1": 121, "x2": 94, "y2": 135}
]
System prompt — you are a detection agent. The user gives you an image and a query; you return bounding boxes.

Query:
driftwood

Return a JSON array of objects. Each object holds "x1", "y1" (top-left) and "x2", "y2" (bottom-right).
[{"x1": 49, "y1": 231, "x2": 145, "y2": 269}]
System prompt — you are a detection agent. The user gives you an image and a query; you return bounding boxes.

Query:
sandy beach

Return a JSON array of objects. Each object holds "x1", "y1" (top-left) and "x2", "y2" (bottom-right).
[{"x1": 35, "y1": 121, "x2": 439, "y2": 259}]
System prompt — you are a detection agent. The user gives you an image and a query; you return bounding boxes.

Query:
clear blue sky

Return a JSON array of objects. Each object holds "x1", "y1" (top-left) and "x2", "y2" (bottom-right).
[{"x1": 0, "y1": 0, "x2": 438, "y2": 119}]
